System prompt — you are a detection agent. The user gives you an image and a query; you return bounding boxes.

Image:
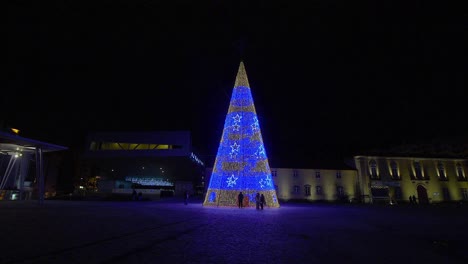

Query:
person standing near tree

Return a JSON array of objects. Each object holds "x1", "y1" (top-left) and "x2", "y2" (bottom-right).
[
  {"x1": 260, "y1": 193, "x2": 266, "y2": 210},
  {"x1": 255, "y1": 192, "x2": 261, "y2": 210},
  {"x1": 184, "y1": 190, "x2": 189, "y2": 205},
  {"x1": 238, "y1": 191, "x2": 244, "y2": 208}
]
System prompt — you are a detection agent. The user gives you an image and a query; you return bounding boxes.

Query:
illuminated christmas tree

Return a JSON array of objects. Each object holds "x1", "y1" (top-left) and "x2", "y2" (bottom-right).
[{"x1": 203, "y1": 61, "x2": 280, "y2": 208}]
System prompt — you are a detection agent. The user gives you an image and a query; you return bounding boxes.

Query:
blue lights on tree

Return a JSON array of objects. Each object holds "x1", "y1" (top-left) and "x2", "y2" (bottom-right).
[{"x1": 203, "y1": 61, "x2": 280, "y2": 208}]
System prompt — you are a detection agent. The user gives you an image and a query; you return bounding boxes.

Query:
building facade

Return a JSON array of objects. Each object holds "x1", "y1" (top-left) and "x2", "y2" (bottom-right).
[
  {"x1": 205, "y1": 166, "x2": 359, "y2": 203},
  {"x1": 272, "y1": 167, "x2": 358, "y2": 202},
  {"x1": 80, "y1": 131, "x2": 205, "y2": 197},
  {"x1": 204, "y1": 154, "x2": 468, "y2": 205},
  {"x1": 354, "y1": 155, "x2": 468, "y2": 204}
]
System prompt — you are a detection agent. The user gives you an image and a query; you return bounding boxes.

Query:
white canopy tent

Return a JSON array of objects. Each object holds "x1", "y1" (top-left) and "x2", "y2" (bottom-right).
[{"x1": 0, "y1": 131, "x2": 67, "y2": 203}]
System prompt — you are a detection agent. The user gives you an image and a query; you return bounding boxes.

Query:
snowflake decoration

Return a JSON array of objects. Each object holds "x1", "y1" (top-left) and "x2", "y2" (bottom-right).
[
  {"x1": 251, "y1": 117, "x2": 259, "y2": 132},
  {"x1": 258, "y1": 145, "x2": 265, "y2": 156},
  {"x1": 259, "y1": 178, "x2": 265, "y2": 188},
  {"x1": 254, "y1": 145, "x2": 266, "y2": 159},
  {"x1": 232, "y1": 124, "x2": 240, "y2": 131},
  {"x1": 259, "y1": 175, "x2": 272, "y2": 189},
  {"x1": 232, "y1": 114, "x2": 242, "y2": 124},
  {"x1": 264, "y1": 175, "x2": 272, "y2": 187},
  {"x1": 226, "y1": 174, "x2": 238, "y2": 187},
  {"x1": 230, "y1": 151, "x2": 238, "y2": 159},
  {"x1": 230, "y1": 142, "x2": 240, "y2": 153}
]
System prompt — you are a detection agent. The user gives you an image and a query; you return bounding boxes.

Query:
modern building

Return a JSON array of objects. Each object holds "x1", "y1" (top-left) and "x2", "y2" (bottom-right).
[{"x1": 80, "y1": 131, "x2": 205, "y2": 198}]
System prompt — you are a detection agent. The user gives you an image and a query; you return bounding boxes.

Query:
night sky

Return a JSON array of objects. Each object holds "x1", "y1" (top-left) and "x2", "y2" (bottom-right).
[{"x1": 5, "y1": 1, "x2": 467, "y2": 167}]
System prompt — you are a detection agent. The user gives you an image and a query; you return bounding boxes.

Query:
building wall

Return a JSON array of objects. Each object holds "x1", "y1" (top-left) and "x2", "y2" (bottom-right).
[
  {"x1": 80, "y1": 131, "x2": 205, "y2": 194},
  {"x1": 273, "y1": 168, "x2": 358, "y2": 202},
  {"x1": 354, "y1": 156, "x2": 468, "y2": 204},
  {"x1": 204, "y1": 167, "x2": 358, "y2": 202}
]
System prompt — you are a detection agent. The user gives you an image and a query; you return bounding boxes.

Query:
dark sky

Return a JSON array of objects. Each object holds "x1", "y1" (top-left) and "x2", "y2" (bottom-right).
[{"x1": 5, "y1": 1, "x2": 467, "y2": 167}]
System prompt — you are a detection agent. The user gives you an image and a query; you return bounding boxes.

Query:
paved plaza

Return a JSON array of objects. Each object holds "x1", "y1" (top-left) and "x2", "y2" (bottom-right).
[{"x1": 1, "y1": 198, "x2": 468, "y2": 264}]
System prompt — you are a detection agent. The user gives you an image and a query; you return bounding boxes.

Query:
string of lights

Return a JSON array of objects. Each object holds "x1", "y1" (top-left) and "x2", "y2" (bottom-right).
[{"x1": 203, "y1": 61, "x2": 280, "y2": 208}]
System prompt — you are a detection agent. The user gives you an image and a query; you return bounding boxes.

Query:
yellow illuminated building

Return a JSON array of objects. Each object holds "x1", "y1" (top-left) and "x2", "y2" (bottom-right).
[
  {"x1": 354, "y1": 155, "x2": 468, "y2": 204},
  {"x1": 273, "y1": 167, "x2": 358, "y2": 202}
]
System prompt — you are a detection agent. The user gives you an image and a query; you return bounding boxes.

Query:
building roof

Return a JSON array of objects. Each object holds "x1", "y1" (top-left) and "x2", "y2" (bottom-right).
[
  {"x1": 0, "y1": 130, "x2": 68, "y2": 154},
  {"x1": 269, "y1": 157, "x2": 357, "y2": 171},
  {"x1": 356, "y1": 142, "x2": 468, "y2": 159}
]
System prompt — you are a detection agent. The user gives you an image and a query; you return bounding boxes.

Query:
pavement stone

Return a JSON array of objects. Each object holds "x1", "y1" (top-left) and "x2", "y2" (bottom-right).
[{"x1": 1, "y1": 198, "x2": 468, "y2": 264}]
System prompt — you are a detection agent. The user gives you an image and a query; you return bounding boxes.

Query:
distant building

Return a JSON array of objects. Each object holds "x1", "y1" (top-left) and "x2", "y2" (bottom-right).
[
  {"x1": 205, "y1": 164, "x2": 359, "y2": 204},
  {"x1": 204, "y1": 153, "x2": 468, "y2": 206},
  {"x1": 354, "y1": 155, "x2": 468, "y2": 204},
  {"x1": 273, "y1": 167, "x2": 358, "y2": 202},
  {"x1": 80, "y1": 131, "x2": 205, "y2": 198}
]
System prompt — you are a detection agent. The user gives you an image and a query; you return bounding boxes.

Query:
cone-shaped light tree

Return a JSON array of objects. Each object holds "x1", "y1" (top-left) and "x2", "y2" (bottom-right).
[{"x1": 203, "y1": 61, "x2": 280, "y2": 208}]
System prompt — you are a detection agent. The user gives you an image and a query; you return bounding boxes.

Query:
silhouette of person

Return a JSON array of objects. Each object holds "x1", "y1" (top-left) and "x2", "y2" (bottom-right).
[
  {"x1": 238, "y1": 192, "x2": 244, "y2": 208},
  {"x1": 255, "y1": 193, "x2": 260, "y2": 210},
  {"x1": 409, "y1": 195, "x2": 413, "y2": 204},
  {"x1": 184, "y1": 190, "x2": 189, "y2": 205},
  {"x1": 260, "y1": 193, "x2": 266, "y2": 210}
]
